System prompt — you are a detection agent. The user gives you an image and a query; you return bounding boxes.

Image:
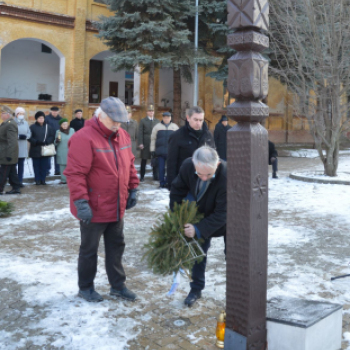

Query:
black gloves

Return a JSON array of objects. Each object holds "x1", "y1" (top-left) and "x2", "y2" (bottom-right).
[
  {"x1": 55, "y1": 138, "x2": 61, "y2": 143},
  {"x1": 126, "y1": 189, "x2": 137, "y2": 210},
  {"x1": 6, "y1": 157, "x2": 12, "y2": 162},
  {"x1": 74, "y1": 199, "x2": 93, "y2": 224},
  {"x1": 37, "y1": 141, "x2": 45, "y2": 146},
  {"x1": 18, "y1": 134, "x2": 27, "y2": 140},
  {"x1": 151, "y1": 152, "x2": 156, "y2": 158}
]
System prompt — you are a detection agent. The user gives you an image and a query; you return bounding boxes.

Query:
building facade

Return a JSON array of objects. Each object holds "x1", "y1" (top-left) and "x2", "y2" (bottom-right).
[{"x1": 0, "y1": 0, "x2": 315, "y2": 143}]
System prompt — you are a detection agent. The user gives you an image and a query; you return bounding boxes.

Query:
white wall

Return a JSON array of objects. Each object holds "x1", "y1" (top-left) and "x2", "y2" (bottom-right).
[
  {"x1": 158, "y1": 68, "x2": 173, "y2": 109},
  {"x1": 0, "y1": 39, "x2": 60, "y2": 100},
  {"x1": 92, "y1": 51, "x2": 128, "y2": 102}
]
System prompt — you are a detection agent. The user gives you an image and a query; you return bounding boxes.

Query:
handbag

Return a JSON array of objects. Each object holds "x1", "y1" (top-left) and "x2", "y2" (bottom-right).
[{"x1": 41, "y1": 124, "x2": 56, "y2": 157}]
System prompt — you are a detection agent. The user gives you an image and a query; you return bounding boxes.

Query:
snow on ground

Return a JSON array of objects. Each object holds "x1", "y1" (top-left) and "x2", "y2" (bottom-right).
[
  {"x1": 1, "y1": 155, "x2": 350, "y2": 349},
  {"x1": 284, "y1": 148, "x2": 350, "y2": 158}
]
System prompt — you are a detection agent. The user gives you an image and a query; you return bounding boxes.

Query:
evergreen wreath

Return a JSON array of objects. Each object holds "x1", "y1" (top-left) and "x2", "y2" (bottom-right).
[
  {"x1": 143, "y1": 200, "x2": 205, "y2": 277},
  {"x1": 0, "y1": 201, "x2": 14, "y2": 218}
]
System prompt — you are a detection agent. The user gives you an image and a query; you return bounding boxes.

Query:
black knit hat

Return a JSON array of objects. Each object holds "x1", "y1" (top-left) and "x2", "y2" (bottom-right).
[
  {"x1": 50, "y1": 106, "x2": 59, "y2": 111},
  {"x1": 220, "y1": 115, "x2": 228, "y2": 121},
  {"x1": 35, "y1": 111, "x2": 46, "y2": 120},
  {"x1": 162, "y1": 112, "x2": 171, "y2": 117},
  {"x1": 74, "y1": 109, "x2": 82, "y2": 114}
]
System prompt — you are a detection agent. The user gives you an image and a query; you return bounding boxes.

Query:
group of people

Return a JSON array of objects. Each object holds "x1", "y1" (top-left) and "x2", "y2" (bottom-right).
[
  {"x1": 0, "y1": 107, "x2": 85, "y2": 194},
  {"x1": 0, "y1": 96, "x2": 278, "y2": 308}
]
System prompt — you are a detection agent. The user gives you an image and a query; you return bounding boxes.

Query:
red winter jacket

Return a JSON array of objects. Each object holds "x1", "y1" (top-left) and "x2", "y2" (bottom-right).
[{"x1": 64, "y1": 117, "x2": 139, "y2": 223}]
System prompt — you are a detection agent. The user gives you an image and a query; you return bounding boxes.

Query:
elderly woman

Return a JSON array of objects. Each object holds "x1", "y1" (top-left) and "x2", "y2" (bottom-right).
[
  {"x1": 28, "y1": 111, "x2": 55, "y2": 185},
  {"x1": 14, "y1": 107, "x2": 31, "y2": 187},
  {"x1": 54, "y1": 118, "x2": 74, "y2": 184}
]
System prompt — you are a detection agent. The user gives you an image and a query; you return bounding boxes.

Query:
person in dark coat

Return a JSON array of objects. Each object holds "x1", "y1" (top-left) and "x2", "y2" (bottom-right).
[
  {"x1": 214, "y1": 115, "x2": 230, "y2": 160},
  {"x1": 120, "y1": 106, "x2": 138, "y2": 158},
  {"x1": 150, "y1": 112, "x2": 179, "y2": 188},
  {"x1": 45, "y1": 106, "x2": 62, "y2": 175},
  {"x1": 0, "y1": 110, "x2": 21, "y2": 195},
  {"x1": 170, "y1": 146, "x2": 226, "y2": 307},
  {"x1": 269, "y1": 140, "x2": 278, "y2": 178},
  {"x1": 70, "y1": 109, "x2": 85, "y2": 132},
  {"x1": 167, "y1": 106, "x2": 215, "y2": 188},
  {"x1": 138, "y1": 104, "x2": 160, "y2": 181},
  {"x1": 29, "y1": 111, "x2": 55, "y2": 185}
]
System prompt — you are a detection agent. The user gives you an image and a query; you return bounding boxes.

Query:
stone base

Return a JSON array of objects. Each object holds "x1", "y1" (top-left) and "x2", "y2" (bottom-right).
[{"x1": 267, "y1": 298, "x2": 343, "y2": 350}]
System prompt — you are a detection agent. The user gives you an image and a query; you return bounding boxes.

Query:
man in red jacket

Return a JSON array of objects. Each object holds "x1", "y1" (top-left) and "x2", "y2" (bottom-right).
[{"x1": 64, "y1": 97, "x2": 140, "y2": 303}]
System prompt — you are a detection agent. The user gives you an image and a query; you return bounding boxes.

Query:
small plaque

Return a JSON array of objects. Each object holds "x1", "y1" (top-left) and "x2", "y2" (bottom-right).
[{"x1": 224, "y1": 329, "x2": 247, "y2": 350}]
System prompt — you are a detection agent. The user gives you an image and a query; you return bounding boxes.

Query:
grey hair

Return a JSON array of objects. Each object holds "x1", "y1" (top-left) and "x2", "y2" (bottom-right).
[
  {"x1": 192, "y1": 146, "x2": 219, "y2": 169},
  {"x1": 187, "y1": 106, "x2": 204, "y2": 118},
  {"x1": 95, "y1": 107, "x2": 108, "y2": 119}
]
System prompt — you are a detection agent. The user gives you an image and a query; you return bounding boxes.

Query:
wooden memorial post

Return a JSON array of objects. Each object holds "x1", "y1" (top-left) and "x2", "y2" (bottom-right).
[{"x1": 225, "y1": 0, "x2": 269, "y2": 349}]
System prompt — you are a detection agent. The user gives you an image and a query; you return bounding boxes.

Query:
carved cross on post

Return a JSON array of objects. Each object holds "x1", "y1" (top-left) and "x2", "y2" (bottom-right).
[{"x1": 225, "y1": 0, "x2": 269, "y2": 349}]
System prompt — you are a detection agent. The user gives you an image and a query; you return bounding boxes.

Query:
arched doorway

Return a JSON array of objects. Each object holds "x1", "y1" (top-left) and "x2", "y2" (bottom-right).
[{"x1": 0, "y1": 38, "x2": 65, "y2": 101}]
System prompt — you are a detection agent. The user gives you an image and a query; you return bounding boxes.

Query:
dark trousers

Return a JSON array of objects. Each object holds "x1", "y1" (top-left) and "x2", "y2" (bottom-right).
[
  {"x1": 16, "y1": 158, "x2": 25, "y2": 183},
  {"x1": 78, "y1": 220, "x2": 126, "y2": 291},
  {"x1": 47, "y1": 156, "x2": 60, "y2": 174},
  {"x1": 270, "y1": 158, "x2": 278, "y2": 174},
  {"x1": 0, "y1": 164, "x2": 21, "y2": 192},
  {"x1": 32, "y1": 157, "x2": 48, "y2": 182},
  {"x1": 158, "y1": 155, "x2": 167, "y2": 186},
  {"x1": 140, "y1": 159, "x2": 158, "y2": 180}
]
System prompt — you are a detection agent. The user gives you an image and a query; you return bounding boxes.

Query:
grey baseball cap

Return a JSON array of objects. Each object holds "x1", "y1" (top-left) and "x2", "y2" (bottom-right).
[{"x1": 100, "y1": 97, "x2": 128, "y2": 123}]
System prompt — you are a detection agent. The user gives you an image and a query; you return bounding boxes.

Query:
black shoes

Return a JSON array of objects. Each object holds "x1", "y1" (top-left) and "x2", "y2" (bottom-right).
[
  {"x1": 54, "y1": 171, "x2": 60, "y2": 175},
  {"x1": 140, "y1": 177, "x2": 145, "y2": 182},
  {"x1": 272, "y1": 173, "x2": 278, "y2": 179},
  {"x1": 35, "y1": 181, "x2": 41, "y2": 185},
  {"x1": 184, "y1": 289, "x2": 201, "y2": 307},
  {"x1": 5, "y1": 189, "x2": 21, "y2": 195},
  {"x1": 78, "y1": 289, "x2": 103, "y2": 302},
  {"x1": 110, "y1": 287, "x2": 137, "y2": 301},
  {"x1": 41, "y1": 181, "x2": 47, "y2": 185},
  {"x1": 19, "y1": 184, "x2": 25, "y2": 188}
]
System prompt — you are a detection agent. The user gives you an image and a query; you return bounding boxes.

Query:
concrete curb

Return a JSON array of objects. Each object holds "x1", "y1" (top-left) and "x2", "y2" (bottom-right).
[{"x1": 289, "y1": 173, "x2": 350, "y2": 185}]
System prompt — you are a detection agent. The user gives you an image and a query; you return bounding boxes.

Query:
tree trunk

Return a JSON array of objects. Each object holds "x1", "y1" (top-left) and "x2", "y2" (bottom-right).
[
  {"x1": 173, "y1": 68, "x2": 182, "y2": 125},
  {"x1": 148, "y1": 62, "x2": 154, "y2": 105}
]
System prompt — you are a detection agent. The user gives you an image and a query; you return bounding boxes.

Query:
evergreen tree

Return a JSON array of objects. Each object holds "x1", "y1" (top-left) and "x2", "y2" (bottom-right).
[
  {"x1": 97, "y1": 0, "x2": 194, "y2": 122},
  {"x1": 199, "y1": 0, "x2": 234, "y2": 82}
]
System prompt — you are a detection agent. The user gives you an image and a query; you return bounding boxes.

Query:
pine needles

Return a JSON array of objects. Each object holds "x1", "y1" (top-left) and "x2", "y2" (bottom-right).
[
  {"x1": 142, "y1": 200, "x2": 205, "y2": 276},
  {"x1": 0, "y1": 201, "x2": 14, "y2": 218}
]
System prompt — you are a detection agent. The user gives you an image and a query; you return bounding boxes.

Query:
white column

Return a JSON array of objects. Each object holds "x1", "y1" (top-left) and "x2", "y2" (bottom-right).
[{"x1": 133, "y1": 65, "x2": 141, "y2": 105}]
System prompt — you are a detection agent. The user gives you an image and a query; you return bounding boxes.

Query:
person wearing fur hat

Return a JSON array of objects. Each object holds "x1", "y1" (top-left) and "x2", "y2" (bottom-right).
[
  {"x1": 14, "y1": 107, "x2": 31, "y2": 186},
  {"x1": 54, "y1": 118, "x2": 75, "y2": 184},
  {"x1": 70, "y1": 109, "x2": 85, "y2": 132},
  {"x1": 214, "y1": 115, "x2": 230, "y2": 161},
  {"x1": 28, "y1": 111, "x2": 55, "y2": 185}
]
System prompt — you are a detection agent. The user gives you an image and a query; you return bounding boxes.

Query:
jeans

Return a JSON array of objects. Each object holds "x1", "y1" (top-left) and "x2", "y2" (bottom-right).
[
  {"x1": 158, "y1": 156, "x2": 167, "y2": 186},
  {"x1": 270, "y1": 157, "x2": 278, "y2": 174},
  {"x1": 0, "y1": 164, "x2": 21, "y2": 192},
  {"x1": 32, "y1": 157, "x2": 48, "y2": 182},
  {"x1": 17, "y1": 158, "x2": 25, "y2": 183},
  {"x1": 78, "y1": 220, "x2": 126, "y2": 291}
]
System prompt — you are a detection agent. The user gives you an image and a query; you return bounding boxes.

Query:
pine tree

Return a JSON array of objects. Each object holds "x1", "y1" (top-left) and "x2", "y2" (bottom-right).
[
  {"x1": 0, "y1": 201, "x2": 14, "y2": 217},
  {"x1": 198, "y1": 0, "x2": 234, "y2": 82},
  {"x1": 142, "y1": 201, "x2": 205, "y2": 276},
  {"x1": 97, "y1": 0, "x2": 193, "y2": 120}
]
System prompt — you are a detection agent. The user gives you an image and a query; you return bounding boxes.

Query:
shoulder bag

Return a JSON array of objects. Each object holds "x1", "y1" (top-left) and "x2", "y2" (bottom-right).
[{"x1": 41, "y1": 124, "x2": 56, "y2": 157}]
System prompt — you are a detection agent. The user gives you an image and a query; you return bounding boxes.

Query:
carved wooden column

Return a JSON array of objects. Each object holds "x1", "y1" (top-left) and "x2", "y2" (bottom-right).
[{"x1": 225, "y1": 0, "x2": 269, "y2": 349}]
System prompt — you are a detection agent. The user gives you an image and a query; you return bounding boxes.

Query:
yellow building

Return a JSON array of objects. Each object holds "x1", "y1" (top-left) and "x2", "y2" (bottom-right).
[{"x1": 0, "y1": 0, "x2": 313, "y2": 143}]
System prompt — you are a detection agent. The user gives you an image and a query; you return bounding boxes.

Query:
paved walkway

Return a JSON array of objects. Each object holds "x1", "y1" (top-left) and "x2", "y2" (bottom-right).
[{"x1": 0, "y1": 156, "x2": 349, "y2": 349}]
